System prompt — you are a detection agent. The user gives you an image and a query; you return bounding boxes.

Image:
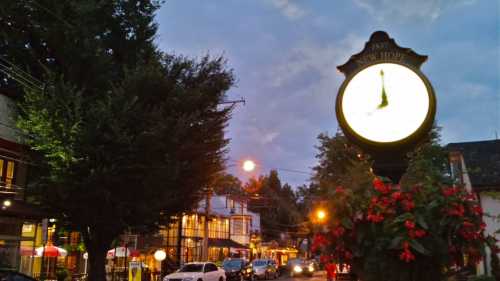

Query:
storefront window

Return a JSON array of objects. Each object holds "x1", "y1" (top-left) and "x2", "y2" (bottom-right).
[
  {"x1": 208, "y1": 247, "x2": 228, "y2": 263},
  {"x1": 182, "y1": 215, "x2": 204, "y2": 238},
  {"x1": 0, "y1": 159, "x2": 16, "y2": 189},
  {"x1": 208, "y1": 218, "x2": 229, "y2": 239}
]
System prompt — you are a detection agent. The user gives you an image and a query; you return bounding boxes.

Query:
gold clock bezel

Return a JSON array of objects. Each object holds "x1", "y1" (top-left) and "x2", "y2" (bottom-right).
[{"x1": 335, "y1": 61, "x2": 436, "y2": 152}]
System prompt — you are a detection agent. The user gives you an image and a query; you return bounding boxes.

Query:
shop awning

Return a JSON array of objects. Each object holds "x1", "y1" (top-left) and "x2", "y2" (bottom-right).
[{"x1": 208, "y1": 238, "x2": 249, "y2": 249}]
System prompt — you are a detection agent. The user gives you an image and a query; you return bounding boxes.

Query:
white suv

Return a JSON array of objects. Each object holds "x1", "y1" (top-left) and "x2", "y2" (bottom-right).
[{"x1": 163, "y1": 262, "x2": 226, "y2": 281}]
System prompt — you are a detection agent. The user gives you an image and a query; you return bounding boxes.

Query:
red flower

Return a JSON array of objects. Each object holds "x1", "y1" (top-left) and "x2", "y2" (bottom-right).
[
  {"x1": 373, "y1": 178, "x2": 384, "y2": 189},
  {"x1": 311, "y1": 234, "x2": 328, "y2": 251},
  {"x1": 415, "y1": 229, "x2": 426, "y2": 238},
  {"x1": 462, "y1": 221, "x2": 474, "y2": 228},
  {"x1": 335, "y1": 186, "x2": 345, "y2": 194},
  {"x1": 465, "y1": 193, "x2": 477, "y2": 201},
  {"x1": 373, "y1": 178, "x2": 391, "y2": 194},
  {"x1": 442, "y1": 187, "x2": 459, "y2": 197},
  {"x1": 320, "y1": 255, "x2": 331, "y2": 264},
  {"x1": 380, "y1": 196, "x2": 394, "y2": 207},
  {"x1": 401, "y1": 199, "x2": 415, "y2": 211},
  {"x1": 480, "y1": 222, "x2": 486, "y2": 230},
  {"x1": 332, "y1": 226, "x2": 345, "y2": 238},
  {"x1": 399, "y1": 242, "x2": 415, "y2": 262},
  {"x1": 391, "y1": 191, "x2": 403, "y2": 201},
  {"x1": 367, "y1": 212, "x2": 384, "y2": 223},
  {"x1": 404, "y1": 220, "x2": 415, "y2": 229},
  {"x1": 400, "y1": 250, "x2": 415, "y2": 262},
  {"x1": 447, "y1": 204, "x2": 465, "y2": 217},
  {"x1": 471, "y1": 205, "x2": 483, "y2": 216}
]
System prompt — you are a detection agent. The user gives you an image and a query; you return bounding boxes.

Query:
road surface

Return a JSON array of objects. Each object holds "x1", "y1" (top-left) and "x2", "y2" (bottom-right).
[{"x1": 278, "y1": 271, "x2": 326, "y2": 281}]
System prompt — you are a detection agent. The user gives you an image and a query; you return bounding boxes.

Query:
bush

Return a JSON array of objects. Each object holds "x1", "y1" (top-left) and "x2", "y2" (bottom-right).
[{"x1": 312, "y1": 179, "x2": 492, "y2": 281}]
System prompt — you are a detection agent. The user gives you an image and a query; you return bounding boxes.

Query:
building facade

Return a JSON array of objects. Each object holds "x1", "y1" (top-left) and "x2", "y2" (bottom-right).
[
  {"x1": 140, "y1": 194, "x2": 261, "y2": 273},
  {"x1": 447, "y1": 140, "x2": 500, "y2": 277},
  {"x1": 0, "y1": 91, "x2": 46, "y2": 277}
]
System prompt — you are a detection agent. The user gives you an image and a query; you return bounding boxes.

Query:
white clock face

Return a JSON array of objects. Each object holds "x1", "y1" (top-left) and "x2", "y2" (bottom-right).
[{"x1": 341, "y1": 63, "x2": 430, "y2": 143}]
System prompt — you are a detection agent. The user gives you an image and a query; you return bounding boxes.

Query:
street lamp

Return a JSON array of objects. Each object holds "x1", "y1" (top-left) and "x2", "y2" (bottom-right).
[
  {"x1": 2, "y1": 199, "x2": 11, "y2": 207},
  {"x1": 316, "y1": 209, "x2": 327, "y2": 222},
  {"x1": 154, "y1": 249, "x2": 166, "y2": 280},
  {"x1": 242, "y1": 159, "x2": 256, "y2": 172},
  {"x1": 2, "y1": 199, "x2": 11, "y2": 210}
]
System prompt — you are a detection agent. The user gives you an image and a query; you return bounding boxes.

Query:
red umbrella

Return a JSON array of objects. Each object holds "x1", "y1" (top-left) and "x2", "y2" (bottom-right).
[{"x1": 35, "y1": 244, "x2": 68, "y2": 257}]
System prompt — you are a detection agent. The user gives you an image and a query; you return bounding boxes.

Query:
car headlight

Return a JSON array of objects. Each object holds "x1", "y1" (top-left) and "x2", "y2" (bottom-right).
[
  {"x1": 246, "y1": 268, "x2": 252, "y2": 273},
  {"x1": 308, "y1": 265, "x2": 314, "y2": 272},
  {"x1": 182, "y1": 278, "x2": 194, "y2": 281},
  {"x1": 293, "y1": 265, "x2": 303, "y2": 273}
]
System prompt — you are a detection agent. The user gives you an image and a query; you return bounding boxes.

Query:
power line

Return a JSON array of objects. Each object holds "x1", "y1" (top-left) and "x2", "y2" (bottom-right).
[
  {"x1": 228, "y1": 159, "x2": 312, "y2": 176},
  {"x1": 29, "y1": 0, "x2": 74, "y2": 28}
]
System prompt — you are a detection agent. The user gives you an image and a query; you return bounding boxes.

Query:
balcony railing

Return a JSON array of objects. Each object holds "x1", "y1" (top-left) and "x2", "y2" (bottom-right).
[{"x1": 0, "y1": 182, "x2": 24, "y2": 198}]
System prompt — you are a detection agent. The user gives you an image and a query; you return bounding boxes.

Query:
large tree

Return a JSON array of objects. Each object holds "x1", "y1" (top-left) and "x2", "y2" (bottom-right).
[
  {"x1": 1, "y1": 1, "x2": 235, "y2": 281},
  {"x1": 247, "y1": 170, "x2": 302, "y2": 241}
]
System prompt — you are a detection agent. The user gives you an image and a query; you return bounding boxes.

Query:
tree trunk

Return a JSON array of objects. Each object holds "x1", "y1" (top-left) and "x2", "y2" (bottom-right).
[{"x1": 82, "y1": 229, "x2": 114, "y2": 281}]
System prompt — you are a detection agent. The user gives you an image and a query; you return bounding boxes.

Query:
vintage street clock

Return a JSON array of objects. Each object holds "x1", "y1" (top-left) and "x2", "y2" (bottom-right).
[{"x1": 335, "y1": 31, "x2": 436, "y2": 182}]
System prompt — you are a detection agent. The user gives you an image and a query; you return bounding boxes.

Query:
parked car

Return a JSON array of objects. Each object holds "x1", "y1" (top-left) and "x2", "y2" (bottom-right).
[
  {"x1": 222, "y1": 258, "x2": 254, "y2": 281},
  {"x1": 163, "y1": 262, "x2": 226, "y2": 281},
  {"x1": 0, "y1": 270, "x2": 37, "y2": 281},
  {"x1": 251, "y1": 259, "x2": 278, "y2": 280},
  {"x1": 287, "y1": 258, "x2": 314, "y2": 277}
]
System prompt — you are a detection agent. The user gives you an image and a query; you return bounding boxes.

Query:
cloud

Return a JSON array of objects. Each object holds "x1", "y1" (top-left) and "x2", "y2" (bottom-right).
[
  {"x1": 268, "y1": 0, "x2": 306, "y2": 20},
  {"x1": 354, "y1": 0, "x2": 477, "y2": 22}
]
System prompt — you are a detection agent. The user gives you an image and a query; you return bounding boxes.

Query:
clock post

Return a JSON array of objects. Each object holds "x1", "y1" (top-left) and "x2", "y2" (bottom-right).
[{"x1": 335, "y1": 31, "x2": 436, "y2": 183}]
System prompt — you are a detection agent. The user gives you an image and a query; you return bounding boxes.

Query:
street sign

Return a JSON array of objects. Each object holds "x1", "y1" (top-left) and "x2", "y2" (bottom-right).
[{"x1": 129, "y1": 261, "x2": 142, "y2": 281}]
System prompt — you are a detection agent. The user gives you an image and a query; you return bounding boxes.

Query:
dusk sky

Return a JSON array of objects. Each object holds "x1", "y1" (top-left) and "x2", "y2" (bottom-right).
[{"x1": 156, "y1": 0, "x2": 500, "y2": 187}]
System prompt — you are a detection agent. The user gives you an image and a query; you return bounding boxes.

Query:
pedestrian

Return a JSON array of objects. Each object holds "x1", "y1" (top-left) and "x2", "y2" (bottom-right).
[{"x1": 325, "y1": 263, "x2": 336, "y2": 281}]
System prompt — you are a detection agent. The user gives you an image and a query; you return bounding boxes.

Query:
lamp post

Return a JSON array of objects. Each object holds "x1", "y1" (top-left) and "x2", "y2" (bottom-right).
[{"x1": 154, "y1": 249, "x2": 166, "y2": 281}]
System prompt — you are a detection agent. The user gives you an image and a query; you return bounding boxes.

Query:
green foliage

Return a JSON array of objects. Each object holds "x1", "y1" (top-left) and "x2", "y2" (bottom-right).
[
  {"x1": 213, "y1": 173, "x2": 243, "y2": 196},
  {"x1": 0, "y1": 0, "x2": 161, "y2": 94},
  {"x1": 312, "y1": 132, "x2": 373, "y2": 193},
  {"x1": 17, "y1": 55, "x2": 234, "y2": 236},
  {"x1": 56, "y1": 266, "x2": 71, "y2": 281},
  {"x1": 310, "y1": 129, "x2": 492, "y2": 281},
  {"x1": 2, "y1": 1, "x2": 235, "y2": 281},
  {"x1": 246, "y1": 170, "x2": 302, "y2": 241}
]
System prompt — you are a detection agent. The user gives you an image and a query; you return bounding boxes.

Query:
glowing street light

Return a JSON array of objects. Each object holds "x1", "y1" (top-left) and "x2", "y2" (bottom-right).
[
  {"x1": 316, "y1": 209, "x2": 326, "y2": 220},
  {"x1": 154, "y1": 249, "x2": 167, "y2": 279},
  {"x1": 242, "y1": 159, "x2": 256, "y2": 172},
  {"x1": 3, "y1": 199, "x2": 11, "y2": 207},
  {"x1": 154, "y1": 249, "x2": 166, "y2": 262}
]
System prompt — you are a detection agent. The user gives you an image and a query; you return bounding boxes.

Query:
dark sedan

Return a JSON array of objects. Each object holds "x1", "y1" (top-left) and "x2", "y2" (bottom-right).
[{"x1": 223, "y1": 258, "x2": 254, "y2": 281}]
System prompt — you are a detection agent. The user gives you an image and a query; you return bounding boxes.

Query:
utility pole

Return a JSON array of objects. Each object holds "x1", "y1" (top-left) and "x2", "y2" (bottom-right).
[{"x1": 202, "y1": 188, "x2": 211, "y2": 261}]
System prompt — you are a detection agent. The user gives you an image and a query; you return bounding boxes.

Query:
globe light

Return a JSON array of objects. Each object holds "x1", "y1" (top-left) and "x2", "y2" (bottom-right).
[
  {"x1": 154, "y1": 249, "x2": 166, "y2": 261},
  {"x1": 242, "y1": 160, "x2": 256, "y2": 172},
  {"x1": 2, "y1": 199, "x2": 11, "y2": 207},
  {"x1": 316, "y1": 209, "x2": 327, "y2": 221}
]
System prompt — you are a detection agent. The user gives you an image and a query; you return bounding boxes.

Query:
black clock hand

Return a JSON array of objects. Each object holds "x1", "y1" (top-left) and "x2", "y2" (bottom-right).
[{"x1": 377, "y1": 69, "x2": 388, "y2": 109}]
